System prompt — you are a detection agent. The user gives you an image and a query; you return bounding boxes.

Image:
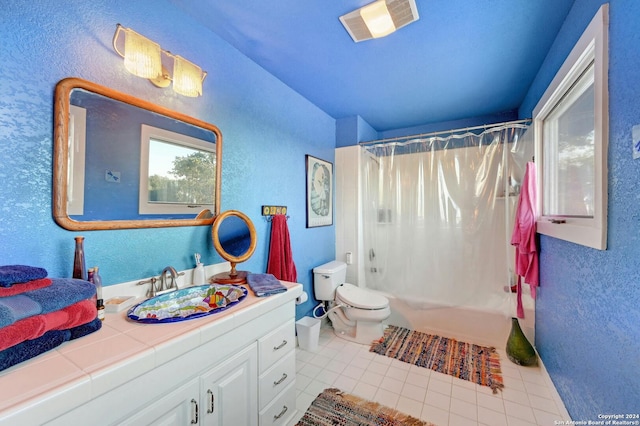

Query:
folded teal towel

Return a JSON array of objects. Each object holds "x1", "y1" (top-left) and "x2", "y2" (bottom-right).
[
  {"x1": 0, "y1": 295, "x2": 42, "y2": 328},
  {"x1": 247, "y1": 273, "x2": 287, "y2": 297},
  {"x1": 0, "y1": 265, "x2": 47, "y2": 287},
  {"x1": 0, "y1": 278, "x2": 95, "y2": 330},
  {"x1": 23, "y1": 278, "x2": 95, "y2": 314}
]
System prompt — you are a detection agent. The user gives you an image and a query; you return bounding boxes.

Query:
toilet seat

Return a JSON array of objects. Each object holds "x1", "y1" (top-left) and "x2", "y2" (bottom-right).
[{"x1": 336, "y1": 284, "x2": 388, "y2": 310}]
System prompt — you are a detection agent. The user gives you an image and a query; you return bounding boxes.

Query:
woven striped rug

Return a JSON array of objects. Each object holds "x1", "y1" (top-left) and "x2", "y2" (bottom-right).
[
  {"x1": 370, "y1": 325, "x2": 504, "y2": 393},
  {"x1": 296, "y1": 388, "x2": 435, "y2": 426}
]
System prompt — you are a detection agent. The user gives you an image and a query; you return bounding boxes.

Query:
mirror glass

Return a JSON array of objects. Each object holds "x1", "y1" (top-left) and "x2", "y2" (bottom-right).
[
  {"x1": 53, "y1": 77, "x2": 222, "y2": 230},
  {"x1": 211, "y1": 210, "x2": 257, "y2": 284}
]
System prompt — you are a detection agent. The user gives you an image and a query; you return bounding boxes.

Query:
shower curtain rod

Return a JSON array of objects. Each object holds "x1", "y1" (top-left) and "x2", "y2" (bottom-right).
[{"x1": 359, "y1": 118, "x2": 532, "y2": 147}]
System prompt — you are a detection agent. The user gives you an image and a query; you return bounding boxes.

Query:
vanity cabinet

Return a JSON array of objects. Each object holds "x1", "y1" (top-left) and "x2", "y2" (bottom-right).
[
  {"x1": 200, "y1": 343, "x2": 258, "y2": 426},
  {"x1": 13, "y1": 285, "x2": 303, "y2": 426},
  {"x1": 257, "y1": 321, "x2": 297, "y2": 426},
  {"x1": 117, "y1": 377, "x2": 200, "y2": 425},
  {"x1": 118, "y1": 344, "x2": 258, "y2": 426}
]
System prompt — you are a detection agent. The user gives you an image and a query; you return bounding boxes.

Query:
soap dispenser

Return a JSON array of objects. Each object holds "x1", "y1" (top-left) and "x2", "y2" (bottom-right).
[{"x1": 193, "y1": 253, "x2": 206, "y2": 286}]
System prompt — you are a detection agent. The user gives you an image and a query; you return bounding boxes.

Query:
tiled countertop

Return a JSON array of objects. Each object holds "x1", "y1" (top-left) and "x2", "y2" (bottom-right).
[{"x1": 0, "y1": 280, "x2": 302, "y2": 424}]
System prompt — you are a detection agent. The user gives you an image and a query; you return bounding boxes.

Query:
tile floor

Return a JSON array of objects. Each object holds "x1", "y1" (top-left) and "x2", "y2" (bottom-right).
[{"x1": 290, "y1": 326, "x2": 570, "y2": 426}]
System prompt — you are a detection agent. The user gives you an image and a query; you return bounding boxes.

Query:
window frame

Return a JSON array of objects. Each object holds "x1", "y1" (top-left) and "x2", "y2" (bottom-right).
[
  {"x1": 67, "y1": 105, "x2": 86, "y2": 216},
  {"x1": 533, "y1": 4, "x2": 609, "y2": 250}
]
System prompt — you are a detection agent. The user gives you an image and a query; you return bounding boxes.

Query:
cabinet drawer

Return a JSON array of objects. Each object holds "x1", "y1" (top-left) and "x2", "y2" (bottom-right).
[
  {"x1": 259, "y1": 350, "x2": 296, "y2": 410},
  {"x1": 258, "y1": 382, "x2": 296, "y2": 426},
  {"x1": 258, "y1": 320, "x2": 294, "y2": 372}
]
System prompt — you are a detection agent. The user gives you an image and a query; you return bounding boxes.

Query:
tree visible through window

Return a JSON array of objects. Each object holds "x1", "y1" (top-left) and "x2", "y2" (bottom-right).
[
  {"x1": 140, "y1": 124, "x2": 216, "y2": 215},
  {"x1": 148, "y1": 143, "x2": 215, "y2": 205}
]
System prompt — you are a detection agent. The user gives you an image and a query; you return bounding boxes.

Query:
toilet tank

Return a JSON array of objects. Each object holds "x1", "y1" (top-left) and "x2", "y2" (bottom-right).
[{"x1": 313, "y1": 261, "x2": 347, "y2": 301}]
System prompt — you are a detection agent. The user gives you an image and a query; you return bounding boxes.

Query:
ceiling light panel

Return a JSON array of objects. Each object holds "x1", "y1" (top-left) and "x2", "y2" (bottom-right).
[{"x1": 340, "y1": 0, "x2": 419, "y2": 43}]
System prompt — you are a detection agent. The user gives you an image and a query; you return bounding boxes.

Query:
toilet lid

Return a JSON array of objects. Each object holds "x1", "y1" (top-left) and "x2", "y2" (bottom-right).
[{"x1": 336, "y1": 283, "x2": 389, "y2": 310}]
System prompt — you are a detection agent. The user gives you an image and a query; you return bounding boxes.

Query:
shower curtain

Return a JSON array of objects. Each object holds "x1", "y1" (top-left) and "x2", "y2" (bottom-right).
[{"x1": 361, "y1": 124, "x2": 532, "y2": 313}]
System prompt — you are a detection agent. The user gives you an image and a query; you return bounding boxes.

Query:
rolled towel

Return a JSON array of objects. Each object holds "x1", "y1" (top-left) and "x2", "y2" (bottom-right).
[
  {"x1": 0, "y1": 278, "x2": 52, "y2": 297},
  {"x1": 246, "y1": 273, "x2": 287, "y2": 297},
  {"x1": 0, "y1": 295, "x2": 42, "y2": 328},
  {"x1": 0, "y1": 318, "x2": 102, "y2": 372},
  {"x1": 0, "y1": 299, "x2": 96, "y2": 351},
  {"x1": 23, "y1": 278, "x2": 95, "y2": 314},
  {"x1": 0, "y1": 265, "x2": 47, "y2": 287}
]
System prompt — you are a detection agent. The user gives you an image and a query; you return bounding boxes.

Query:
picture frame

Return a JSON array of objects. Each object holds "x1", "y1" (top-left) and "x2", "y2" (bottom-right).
[{"x1": 305, "y1": 155, "x2": 333, "y2": 228}]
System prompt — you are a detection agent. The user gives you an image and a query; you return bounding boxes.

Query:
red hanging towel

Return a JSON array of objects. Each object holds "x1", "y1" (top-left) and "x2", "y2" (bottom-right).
[
  {"x1": 510, "y1": 162, "x2": 539, "y2": 319},
  {"x1": 267, "y1": 215, "x2": 297, "y2": 282}
]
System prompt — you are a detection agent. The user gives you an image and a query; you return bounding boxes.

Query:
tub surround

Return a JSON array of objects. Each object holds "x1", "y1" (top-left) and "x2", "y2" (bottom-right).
[
  {"x1": 384, "y1": 290, "x2": 535, "y2": 348},
  {"x1": 0, "y1": 275, "x2": 302, "y2": 425}
]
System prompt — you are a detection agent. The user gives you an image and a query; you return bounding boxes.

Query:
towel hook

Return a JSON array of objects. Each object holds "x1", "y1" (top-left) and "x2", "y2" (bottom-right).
[
  {"x1": 265, "y1": 214, "x2": 289, "y2": 222},
  {"x1": 261, "y1": 205, "x2": 288, "y2": 222}
]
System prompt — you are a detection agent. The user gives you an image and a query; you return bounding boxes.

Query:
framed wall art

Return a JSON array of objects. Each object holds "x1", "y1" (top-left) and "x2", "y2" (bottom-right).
[{"x1": 305, "y1": 155, "x2": 333, "y2": 227}]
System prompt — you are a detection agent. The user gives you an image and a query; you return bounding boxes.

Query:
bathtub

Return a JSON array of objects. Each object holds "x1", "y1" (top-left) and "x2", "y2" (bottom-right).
[{"x1": 375, "y1": 289, "x2": 535, "y2": 348}]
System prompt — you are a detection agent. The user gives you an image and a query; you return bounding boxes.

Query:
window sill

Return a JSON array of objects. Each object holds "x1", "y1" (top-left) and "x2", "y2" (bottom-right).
[{"x1": 537, "y1": 219, "x2": 606, "y2": 250}]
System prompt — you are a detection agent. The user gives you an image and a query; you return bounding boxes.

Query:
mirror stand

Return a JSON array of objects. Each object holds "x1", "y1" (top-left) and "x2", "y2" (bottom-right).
[
  {"x1": 211, "y1": 210, "x2": 257, "y2": 285},
  {"x1": 212, "y1": 263, "x2": 248, "y2": 284}
]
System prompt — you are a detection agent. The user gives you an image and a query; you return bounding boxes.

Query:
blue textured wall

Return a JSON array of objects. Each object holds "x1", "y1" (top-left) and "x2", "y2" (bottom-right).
[
  {"x1": 0, "y1": 1, "x2": 335, "y2": 319},
  {"x1": 519, "y1": 0, "x2": 640, "y2": 418}
]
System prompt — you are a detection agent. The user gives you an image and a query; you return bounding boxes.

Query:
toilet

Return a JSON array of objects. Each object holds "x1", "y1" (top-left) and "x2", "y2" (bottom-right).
[{"x1": 313, "y1": 260, "x2": 390, "y2": 344}]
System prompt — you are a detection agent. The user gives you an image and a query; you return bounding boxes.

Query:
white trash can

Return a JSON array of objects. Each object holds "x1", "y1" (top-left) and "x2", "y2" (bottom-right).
[{"x1": 295, "y1": 316, "x2": 321, "y2": 352}]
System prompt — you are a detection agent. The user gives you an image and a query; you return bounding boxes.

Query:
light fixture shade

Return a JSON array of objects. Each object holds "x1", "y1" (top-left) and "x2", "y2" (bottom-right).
[
  {"x1": 173, "y1": 55, "x2": 205, "y2": 97},
  {"x1": 360, "y1": 1, "x2": 396, "y2": 38},
  {"x1": 123, "y1": 28, "x2": 162, "y2": 79}
]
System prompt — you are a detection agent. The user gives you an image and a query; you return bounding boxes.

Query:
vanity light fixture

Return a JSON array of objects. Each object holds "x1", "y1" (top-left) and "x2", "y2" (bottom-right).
[{"x1": 112, "y1": 24, "x2": 207, "y2": 97}]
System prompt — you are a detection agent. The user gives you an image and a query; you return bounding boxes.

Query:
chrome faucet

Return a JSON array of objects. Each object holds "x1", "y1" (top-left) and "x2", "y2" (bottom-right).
[
  {"x1": 160, "y1": 266, "x2": 179, "y2": 292},
  {"x1": 137, "y1": 267, "x2": 185, "y2": 299}
]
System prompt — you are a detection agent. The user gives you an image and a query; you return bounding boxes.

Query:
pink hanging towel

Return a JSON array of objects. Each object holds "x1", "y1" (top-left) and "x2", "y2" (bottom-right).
[
  {"x1": 267, "y1": 215, "x2": 297, "y2": 282},
  {"x1": 510, "y1": 162, "x2": 539, "y2": 318}
]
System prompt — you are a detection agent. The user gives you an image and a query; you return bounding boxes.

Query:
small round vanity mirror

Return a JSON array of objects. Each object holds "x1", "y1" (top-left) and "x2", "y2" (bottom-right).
[{"x1": 211, "y1": 210, "x2": 257, "y2": 284}]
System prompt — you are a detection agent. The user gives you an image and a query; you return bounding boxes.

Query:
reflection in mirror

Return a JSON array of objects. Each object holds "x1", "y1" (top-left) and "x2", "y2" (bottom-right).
[
  {"x1": 139, "y1": 125, "x2": 215, "y2": 215},
  {"x1": 211, "y1": 210, "x2": 257, "y2": 284},
  {"x1": 53, "y1": 77, "x2": 222, "y2": 230}
]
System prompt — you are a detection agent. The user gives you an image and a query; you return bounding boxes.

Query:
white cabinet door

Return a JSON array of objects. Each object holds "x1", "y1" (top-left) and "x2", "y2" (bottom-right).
[
  {"x1": 118, "y1": 378, "x2": 200, "y2": 426},
  {"x1": 200, "y1": 343, "x2": 258, "y2": 426}
]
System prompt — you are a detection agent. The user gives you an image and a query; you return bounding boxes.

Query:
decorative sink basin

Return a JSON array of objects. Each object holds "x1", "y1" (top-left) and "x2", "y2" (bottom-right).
[{"x1": 127, "y1": 284, "x2": 247, "y2": 324}]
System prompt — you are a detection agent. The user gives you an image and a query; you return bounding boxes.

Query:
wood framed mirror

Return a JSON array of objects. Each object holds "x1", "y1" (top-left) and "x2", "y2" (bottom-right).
[
  {"x1": 53, "y1": 77, "x2": 222, "y2": 230},
  {"x1": 211, "y1": 210, "x2": 257, "y2": 284}
]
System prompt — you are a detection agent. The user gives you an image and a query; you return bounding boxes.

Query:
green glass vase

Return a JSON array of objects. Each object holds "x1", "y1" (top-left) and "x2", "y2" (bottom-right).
[{"x1": 506, "y1": 317, "x2": 537, "y2": 366}]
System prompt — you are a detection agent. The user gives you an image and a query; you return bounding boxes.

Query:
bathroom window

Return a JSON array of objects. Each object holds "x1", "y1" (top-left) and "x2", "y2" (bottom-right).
[
  {"x1": 139, "y1": 124, "x2": 216, "y2": 215},
  {"x1": 533, "y1": 4, "x2": 608, "y2": 250}
]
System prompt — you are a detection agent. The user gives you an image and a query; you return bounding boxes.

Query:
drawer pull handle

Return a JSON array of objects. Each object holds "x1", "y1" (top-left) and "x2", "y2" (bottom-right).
[
  {"x1": 273, "y1": 373, "x2": 288, "y2": 386},
  {"x1": 207, "y1": 389, "x2": 214, "y2": 413},
  {"x1": 273, "y1": 340, "x2": 288, "y2": 350},
  {"x1": 273, "y1": 405, "x2": 288, "y2": 420},
  {"x1": 191, "y1": 399, "x2": 199, "y2": 424}
]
